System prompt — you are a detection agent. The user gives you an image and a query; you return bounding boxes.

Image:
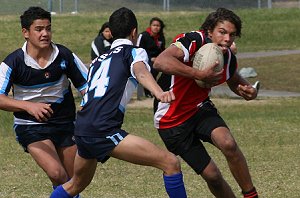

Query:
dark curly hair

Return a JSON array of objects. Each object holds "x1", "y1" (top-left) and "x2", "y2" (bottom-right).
[{"x1": 201, "y1": 8, "x2": 242, "y2": 37}]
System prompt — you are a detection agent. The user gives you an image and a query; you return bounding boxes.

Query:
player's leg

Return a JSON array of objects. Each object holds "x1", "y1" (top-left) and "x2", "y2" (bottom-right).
[
  {"x1": 56, "y1": 144, "x2": 77, "y2": 178},
  {"x1": 200, "y1": 160, "x2": 236, "y2": 198},
  {"x1": 211, "y1": 127, "x2": 258, "y2": 197},
  {"x1": 110, "y1": 134, "x2": 187, "y2": 198},
  {"x1": 50, "y1": 153, "x2": 97, "y2": 197},
  {"x1": 27, "y1": 139, "x2": 69, "y2": 185}
]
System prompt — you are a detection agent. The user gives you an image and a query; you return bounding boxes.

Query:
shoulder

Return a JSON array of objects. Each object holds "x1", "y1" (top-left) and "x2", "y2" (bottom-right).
[
  {"x1": 173, "y1": 30, "x2": 205, "y2": 43},
  {"x1": 2, "y1": 48, "x2": 24, "y2": 66}
]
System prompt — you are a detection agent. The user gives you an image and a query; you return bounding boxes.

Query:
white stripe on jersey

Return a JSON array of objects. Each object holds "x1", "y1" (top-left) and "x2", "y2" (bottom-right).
[
  {"x1": 72, "y1": 52, "x2": 88, "y2": 90},
  {"x1": 119, "y1": 77, "x2": 138, "y2": 113},
  {"x1": 91, "y1": 40, "x2": 100, "y2": 57},
  {"x1": 130, "y1": 47, "x2": 151, "y2": 78},
  {"x1": 13, "y1": 75, "x2": 70, "y2": 103},
  {"x1": 0, "y1": 62, "x2": 12, "y2": 95}
]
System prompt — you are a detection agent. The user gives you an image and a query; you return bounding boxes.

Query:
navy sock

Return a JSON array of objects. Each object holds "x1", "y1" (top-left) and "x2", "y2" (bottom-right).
[
  {"x1": 50, "y1": 185, "x2": 72, "y2": 198},
  {"x1": 163, "y1": 172, "x2": 187, "y2": 198}
]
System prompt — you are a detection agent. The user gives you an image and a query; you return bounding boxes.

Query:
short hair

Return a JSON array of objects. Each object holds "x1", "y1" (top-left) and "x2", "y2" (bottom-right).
[
  {"x1": 150, "y1": 17, "x2": 165, "y2": 35},
  {"x1": 20, "y1": 6, "x2": 51, "y2": 30},
  {"x1": 201, "y1": 8, "x2": 242, "y2": 37},
  {"x1": 109, "y1": 7, "x2": 137, "y2": 39}
]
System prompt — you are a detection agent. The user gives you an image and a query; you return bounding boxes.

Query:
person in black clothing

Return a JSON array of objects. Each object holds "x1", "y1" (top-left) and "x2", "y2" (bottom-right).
[
  {"x1": 137, "y1": 17, "x2": 165, "y2": 97},
  {"x1": 91, "y1": 21, "x2": 113, "y2": 60}
]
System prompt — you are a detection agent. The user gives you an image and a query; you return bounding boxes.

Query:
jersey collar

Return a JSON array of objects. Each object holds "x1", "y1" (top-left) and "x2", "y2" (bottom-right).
[
  {"x1": 22, "y1": 41, "x2": 59, "y2": 69},
  {"x1": 110, "y1": 39, "x2": 133, "y2": 49}
]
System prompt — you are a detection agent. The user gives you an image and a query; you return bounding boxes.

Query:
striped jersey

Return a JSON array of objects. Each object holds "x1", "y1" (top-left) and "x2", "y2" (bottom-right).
[
  {"x1": 0, "y1": 42, "x2": 88, "y2": 125},
  {"x1": 154, "y1": 30, "x2": 237, "y2": 129},
  {"x1": 75, "y1": 39, "x2": 150, "y2": 137}
]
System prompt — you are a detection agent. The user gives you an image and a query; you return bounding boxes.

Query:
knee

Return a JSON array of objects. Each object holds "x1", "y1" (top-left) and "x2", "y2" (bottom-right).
[
  {"x1": 47, "y1": 168, "x2": 69, "y2": 185},
  {"x1": 219, "y1": 138, "x2": 239, "y2": 157},
  {"x1": 201, "y1": 165, "x2": 224, "y2": 187},
  {"x1": 163, "y1": 153, "x2": 181, "y2": 175}
]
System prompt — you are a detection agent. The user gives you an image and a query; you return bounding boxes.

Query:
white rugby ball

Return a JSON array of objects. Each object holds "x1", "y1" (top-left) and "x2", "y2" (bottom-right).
[{"x1": 192, "y1": 43, "x2": 224, "y2": 88}]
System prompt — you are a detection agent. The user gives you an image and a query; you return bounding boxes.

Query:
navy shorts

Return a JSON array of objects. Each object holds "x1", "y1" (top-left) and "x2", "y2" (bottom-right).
[
  {"x1": 158, "y1": 100, "x2": 228, "y2": 174},
  {"x1": 75, "y1": 128, "x2": 128, "y2": 163},
  {"x1": 14, "y1": 123, "x2": 76, "y2": 152}
]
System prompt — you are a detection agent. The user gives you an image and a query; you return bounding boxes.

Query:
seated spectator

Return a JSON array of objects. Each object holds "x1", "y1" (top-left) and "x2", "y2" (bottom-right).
[{"x1": 91, "y1": 22, "x2": 113, "y2": 60}]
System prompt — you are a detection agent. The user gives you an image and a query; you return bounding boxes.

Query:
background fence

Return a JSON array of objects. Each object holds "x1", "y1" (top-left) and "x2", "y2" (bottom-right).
[{"x1": 0, "y1": 0, "x2": 299, "y2": 15}]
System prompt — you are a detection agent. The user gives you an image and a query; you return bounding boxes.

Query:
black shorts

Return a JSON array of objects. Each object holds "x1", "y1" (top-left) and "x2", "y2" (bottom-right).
[
  {"x1": 75, "y1": 128, "x2": 128, "y2": 163},
  {"x1": 14, "y1": 123, "x2": 76, "y2": 152},
  {"x1": 158, "y1": 100, "x2": 228, "y2": 174}
]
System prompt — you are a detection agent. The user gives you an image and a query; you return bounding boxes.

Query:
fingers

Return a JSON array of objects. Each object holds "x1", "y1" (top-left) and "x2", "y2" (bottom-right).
[
  {"x1": 237, "y1": 84, "x2": 257, "y2": 100},
  {"x1": 158, "y1": 91, "x2": 175, "y2": 103},
  {"x1": 33, "y1": 104, "x2": 53, "y2": 122}
]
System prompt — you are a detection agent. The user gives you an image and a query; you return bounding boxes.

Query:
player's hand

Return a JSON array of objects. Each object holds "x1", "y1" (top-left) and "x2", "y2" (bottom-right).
[
  {"x1": 196, "y1": 61, "x2": 223, "y2": 86},
  {"x1": 155, "y1": 90, "x2": 175, "y2": 103},
  {"x1": 26, "y1": 102, "x2": 53, "y2": 122},
  {"x1": 237, "y1": 84, "x2": 258, "y2": 101}
]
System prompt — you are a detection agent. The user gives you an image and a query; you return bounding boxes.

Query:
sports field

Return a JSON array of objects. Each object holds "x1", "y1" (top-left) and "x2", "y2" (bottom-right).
[{"x1": 0, "y1": 8, "x2": 300, "y2": 198}]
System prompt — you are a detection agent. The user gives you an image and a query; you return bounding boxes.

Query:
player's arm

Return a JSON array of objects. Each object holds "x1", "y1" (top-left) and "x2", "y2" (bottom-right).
[
  {"x1": 227, "y1": 71, "x2": 258, "y2": 101},
  {"x1": 133, "y1": 61, "x2": 175, "y2": 103},
  {"x1": 153, "y1": 44, "x2": 222, "y2": 84},
  {"x1": 0, "y1": 94, "x2": 53, "y2": 122}
]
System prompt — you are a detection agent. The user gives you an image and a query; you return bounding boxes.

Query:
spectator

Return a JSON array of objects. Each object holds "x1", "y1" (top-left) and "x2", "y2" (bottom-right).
[
  {"x1": 137, "y1": 17, "x2": 165, "y2": 97},
  {"x1": 91, "y1": 21, "x2": 113, "y2": 60}
]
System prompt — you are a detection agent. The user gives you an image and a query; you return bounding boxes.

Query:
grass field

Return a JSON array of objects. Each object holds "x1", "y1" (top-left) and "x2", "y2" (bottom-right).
[
  {"x1": 0, "y1": 8, "x2": 300, "y2": 198},
  {"x1": 0, "y1": 98, "x2": 300, "y2": 197}
]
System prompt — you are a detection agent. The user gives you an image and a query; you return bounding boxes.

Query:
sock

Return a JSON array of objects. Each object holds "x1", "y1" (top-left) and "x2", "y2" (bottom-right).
[
  {"x1": 242, "y1": 187, "x2": 258, "y2": 198},
  {"x1": 163, "y1": 172, "x2": 187, "y2": 198},
  {"x1": 50, "y1": 185, "x2": 72, "y2": 198}
]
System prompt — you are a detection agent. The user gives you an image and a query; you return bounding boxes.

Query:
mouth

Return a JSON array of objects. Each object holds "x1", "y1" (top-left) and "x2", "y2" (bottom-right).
[{"x1": 217, "y1": 44, "x2": 229, "y2": 53}]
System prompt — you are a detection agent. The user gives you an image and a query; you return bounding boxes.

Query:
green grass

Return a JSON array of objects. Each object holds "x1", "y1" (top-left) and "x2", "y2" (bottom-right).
[
  {"x1": 1, "y1": 98, "x2": 300, "y2": 197},
  {"x1": 1, "y1": 8, "x2": 300, "y2": 63}
]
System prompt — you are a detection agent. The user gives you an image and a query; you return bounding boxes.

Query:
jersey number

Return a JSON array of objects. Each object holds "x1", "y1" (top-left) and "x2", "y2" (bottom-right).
[{"x1": 87, "y1": 58, "x2": 110, "y2": 99}]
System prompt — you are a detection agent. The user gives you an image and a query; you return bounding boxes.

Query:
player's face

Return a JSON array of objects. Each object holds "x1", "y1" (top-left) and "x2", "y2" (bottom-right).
[
  {"x1": 22, "y1": 19, "x2": 52, "y2": 49},
  {"x1": 102, "y1": 27, "x2": 112, "y2": 40},
  {"x1": 208, "y1": 20, "x2": 237, "y2": 54},
  {"x1": 150, "y1": 20, "x2": 161, "y2": 35}
]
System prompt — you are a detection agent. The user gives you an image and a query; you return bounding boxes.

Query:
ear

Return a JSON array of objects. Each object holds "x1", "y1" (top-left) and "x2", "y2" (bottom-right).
[
  {"x1": 207, "y1": 29, "x2": 213, "y2": 38},
  {"x1": 131, "y1": 28, "x2": 137, "y2": 40},
  {"x1": 22, "y1": 28, "x2": 29, "y2": 39}
]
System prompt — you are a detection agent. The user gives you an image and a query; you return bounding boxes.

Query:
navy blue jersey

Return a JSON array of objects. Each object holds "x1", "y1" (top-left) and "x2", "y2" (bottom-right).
[
  {"x1": 75, "y1": 39, "x2": 150, "y2": 137},
  {"x1": 0, "y1": 42, "x2": 88, "y2": 125}
]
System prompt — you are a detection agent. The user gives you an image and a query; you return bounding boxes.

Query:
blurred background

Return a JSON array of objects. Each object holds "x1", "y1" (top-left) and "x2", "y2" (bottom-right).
[{"x1": 0, "y1": 0, "x2": 299, "y2": 15}]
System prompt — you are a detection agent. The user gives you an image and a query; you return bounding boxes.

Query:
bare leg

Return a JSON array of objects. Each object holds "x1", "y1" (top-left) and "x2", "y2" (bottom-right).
[
  {"x1": 63, "y1": 154, "x2": 97, "y2": 196},
  {"x1": 57, "y1": 144, "x2": 77, "y2": 178},
  {"x1": 200, "y1": 160, "x2": 236, "y2": 198},
  {"x1": 211, "y1": 127, "x2": 255, "y2": 192},
  {"x1": 28, "y1": 139, "x2": 69, "y2": 185},
  {"x1": 110, "y1": 134, "x2": 181, "y2": 175}
]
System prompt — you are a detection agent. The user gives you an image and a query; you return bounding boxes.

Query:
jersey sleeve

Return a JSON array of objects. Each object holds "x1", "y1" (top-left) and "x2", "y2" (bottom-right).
[
  {"x1": 0, "y1": 60, "x2": 13, "y2": 95},
  {"x1": 172, "y1": 31, "x2": 205, "y2": 63},
  {"x1": 129, "y1": 48, "x2": 151, "y2": 79},
  {"x1": 66, "y1": 52, "x2": 88, "y2": 92}
]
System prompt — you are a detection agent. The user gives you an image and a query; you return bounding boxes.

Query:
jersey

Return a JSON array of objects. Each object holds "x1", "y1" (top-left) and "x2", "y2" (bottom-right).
[
  {"x1": 154, "y1": 30, "x2": 237, "y2": 129},
  {"x1": 75, "y1": 39, "x2": 150, "y2": 137},
  {"x1": 0, "y1": 42, "x2": 88, "y2": 125}
]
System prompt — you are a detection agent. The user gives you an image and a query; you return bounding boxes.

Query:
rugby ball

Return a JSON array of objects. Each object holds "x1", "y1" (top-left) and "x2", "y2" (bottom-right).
[{"x1": 192, "y1": 43, "x2": 224, "y2": 88}]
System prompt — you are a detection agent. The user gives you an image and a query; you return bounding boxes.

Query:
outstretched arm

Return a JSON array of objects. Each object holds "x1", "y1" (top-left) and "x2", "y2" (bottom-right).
[
  {"x1": 227, "y1": 71, "x2": 258, "y2": 101},
  {"x1": 0, "y1": 94, "x2": 53, "y2": 122},
  {"x1": 133, "y1": 62, "x2": 175, "y2": 103}
]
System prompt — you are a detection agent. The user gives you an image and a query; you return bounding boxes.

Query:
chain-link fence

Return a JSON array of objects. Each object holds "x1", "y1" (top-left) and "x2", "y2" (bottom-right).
[{"x1": 0, "y1": 0, "x2": 299, "y2": 15}]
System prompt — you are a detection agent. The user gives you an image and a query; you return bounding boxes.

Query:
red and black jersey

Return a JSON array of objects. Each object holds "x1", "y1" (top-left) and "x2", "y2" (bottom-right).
[{"x1": 154, "y1": 30, "x2": 237, "y2": 129}]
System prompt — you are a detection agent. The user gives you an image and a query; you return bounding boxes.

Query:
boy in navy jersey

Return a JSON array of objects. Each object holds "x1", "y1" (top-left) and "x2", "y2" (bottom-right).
[
  {"x1": 50, "y1": 7, "x2": 187, "y2": 198},
  {"x1": 154, "y1": 8, "x2": 258, "y2": 198},
  {"x1": 0, "y1": 7, "x2": 87, "y2": 197}
]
